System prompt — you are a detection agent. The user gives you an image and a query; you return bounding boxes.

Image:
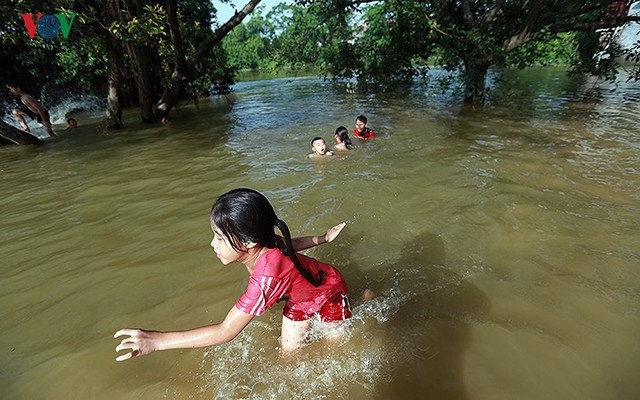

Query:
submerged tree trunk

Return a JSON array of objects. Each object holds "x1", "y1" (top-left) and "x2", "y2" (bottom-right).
[
  {"x1": 462, "y1": 59, "x2": 491, "y2": 104},
  {"x1": 104, "y1": 0, "x2": 125, "y2": 129},
  {"x1": 131, "y1": 46, "x2": 156, "y2": 122},
  {"x1": 132, "y1": 0, "x2": 157, "y2": 123}
]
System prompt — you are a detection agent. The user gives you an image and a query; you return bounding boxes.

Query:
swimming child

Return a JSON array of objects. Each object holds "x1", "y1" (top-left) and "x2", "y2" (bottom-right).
[
  {"x1": 66, "y1": 118, "x2": 78, "y2": 129},
  {"x1": 333, "y1": 126, "x2": 353, "y2": 151},
  {"x1": 6, "y1": 83, "x2": 55, "y2": 137},
  {"x1": 114, "y1": 188, "x2": 352, "y2": 360},
  {"x1": 309, "y1": 136, "x2": 333, "y2": 158},
  {"x1": 353, "y1": 115, "x2": 375, "y2": 139}
]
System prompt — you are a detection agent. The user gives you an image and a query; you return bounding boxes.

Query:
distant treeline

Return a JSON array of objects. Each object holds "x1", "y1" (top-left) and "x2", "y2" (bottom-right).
[{"x1": 1, "y1": 1, "x2": 636, "y2": 127}]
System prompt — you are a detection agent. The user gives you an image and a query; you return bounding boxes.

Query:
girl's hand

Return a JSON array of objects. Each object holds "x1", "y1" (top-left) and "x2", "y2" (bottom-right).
[
  {"x1": 114, "y1": 328, "x2": 160, "y2": 361},
  {"x1": 291, "y1": 223, "x2": 347, "y2": 251},
  {"x1": 324, "y1": 222, "x2": 346, "y2": 243}
]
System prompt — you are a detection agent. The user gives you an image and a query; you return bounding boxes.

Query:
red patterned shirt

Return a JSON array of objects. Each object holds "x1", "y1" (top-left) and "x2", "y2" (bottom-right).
[{"x1": 235, "y1": 248, "x2": 348, "y2": 316}]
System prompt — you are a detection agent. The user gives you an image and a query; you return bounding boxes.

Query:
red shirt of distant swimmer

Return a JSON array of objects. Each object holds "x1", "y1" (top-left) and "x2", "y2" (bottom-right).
[
  {"x1": 354, "y1": 115, "x2": 375, "y2": 139},
  {"x1": 353, "y1": 127, "x2": 375, "y2": 139}
]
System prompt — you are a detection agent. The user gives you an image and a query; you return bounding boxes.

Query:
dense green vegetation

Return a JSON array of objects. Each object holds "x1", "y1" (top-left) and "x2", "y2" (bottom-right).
[
  {"x1": 225, "y1": 1, "x2": 639, "y2": 102},
  {"x1": 1, "y1": 0, "x2": 638, "y2": 128}
]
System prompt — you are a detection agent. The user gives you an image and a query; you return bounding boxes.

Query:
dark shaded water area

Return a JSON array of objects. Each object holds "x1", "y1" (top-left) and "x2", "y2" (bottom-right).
[{"x1": 1, "y1": 68, "x2": 639, "y2": 399}]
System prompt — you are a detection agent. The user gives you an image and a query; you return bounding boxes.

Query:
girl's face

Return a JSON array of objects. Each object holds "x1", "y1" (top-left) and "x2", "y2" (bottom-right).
[{"x1": 210, "y1": 222, "x2": 245, "y2": 265}]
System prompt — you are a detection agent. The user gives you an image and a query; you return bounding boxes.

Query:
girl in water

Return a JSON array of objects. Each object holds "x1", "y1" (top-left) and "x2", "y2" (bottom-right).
[
  {"x1": 114, "y1": 188, "x2": 352, "y2": 361},
  {"x1": 333, "y1": 126, "x2": 354, "y2": 151}
]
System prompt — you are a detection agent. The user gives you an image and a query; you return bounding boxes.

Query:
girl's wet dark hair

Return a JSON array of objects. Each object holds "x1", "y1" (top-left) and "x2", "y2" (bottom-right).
[
  {"x1": 335, "y1": 126, "x2": 353, "y2": 149},
  {"x1": 210, "y1": 188, "x2": 323, "y2": 287}
]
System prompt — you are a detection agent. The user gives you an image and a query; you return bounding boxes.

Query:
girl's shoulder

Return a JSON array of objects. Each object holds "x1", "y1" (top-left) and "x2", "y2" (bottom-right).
[
  {"x1": 333, "y1": 143, "x2": 348, "y2": 151},
  {"x1": 254, "y1": 247, "x2": 288, "y2": 272}
]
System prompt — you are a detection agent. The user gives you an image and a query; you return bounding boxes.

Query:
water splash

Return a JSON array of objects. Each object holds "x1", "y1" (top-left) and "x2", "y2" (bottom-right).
[
  {"x1": 1, "y1": 93, "x2": 104, "y2": 138},
  {"x1": 197, "y1": 281, "x2": 420, "y2": 399},
  {"x1": 47, "y1": 94, "x2": 105, "y2": 124}
]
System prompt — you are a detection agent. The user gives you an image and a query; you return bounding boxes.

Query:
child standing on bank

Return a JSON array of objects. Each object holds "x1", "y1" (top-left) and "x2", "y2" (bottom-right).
[
  {"x1": 6, "y1": 83, "x2": 55, "y2": 137},
  {"x1": 115, "y1": 188, "x2": 352, "y2": 360},
  {"x1": 353, "y1": 115, "x2": 375, "y2": 139}
]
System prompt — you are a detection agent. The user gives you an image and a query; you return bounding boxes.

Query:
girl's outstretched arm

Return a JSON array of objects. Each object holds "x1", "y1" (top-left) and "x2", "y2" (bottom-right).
[
  {"x1": 291, "y1": 222, "x2": 346, "y2": 251},
  {"x1": 114, "y1": 306, "x2": 254, "y2": 361}
]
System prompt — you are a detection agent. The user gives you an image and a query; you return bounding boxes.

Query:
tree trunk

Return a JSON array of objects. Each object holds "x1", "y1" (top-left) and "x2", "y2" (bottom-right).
[
  {"x1": 132, "y1": 45, "x2": 156, "y2": 122},
  {"x1": 132, "y1": 0, "x2": 157, "y2": 123},
  {"x1": 462, "y1": 59, "x2": 491, "y2": 104},
  {"x1": 104, "y1": 0, "x2": 125, "y2": 129}
]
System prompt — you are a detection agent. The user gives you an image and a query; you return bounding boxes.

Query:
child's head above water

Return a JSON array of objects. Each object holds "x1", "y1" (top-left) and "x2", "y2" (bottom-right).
[
  {"x1": 310, "y1": 136, "x2": 332, "y2": 157},
  {"x1": 354, "y1": 115, "x2": 375, "y2": 139}
]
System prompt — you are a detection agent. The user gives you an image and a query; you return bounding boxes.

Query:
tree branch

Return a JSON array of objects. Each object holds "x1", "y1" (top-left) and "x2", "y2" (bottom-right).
[
  {"x1": 193, "y1": 0, "x2": 262, "y2": 65},
  {"x1": 503, "y1": 14, "x2": 640, "y2": 52},
  {"x1": 549, "y1": 17, "x2": 639, "y2": 33},
  {"x1": 481, "y1": 0, "x2": 505, "y2": 26},
  {"x1": 537, "y1": 1, "x2": 629, "y2": 27},
  {"x1": 462, "y1": 0, "x2": 474, "y2": 27},
  {"x1": 504, "y1": 0, "x2": 545, "y2": 51},
  {"x1": 166, "y1": 0, "x2": 187, "y2": 80}
]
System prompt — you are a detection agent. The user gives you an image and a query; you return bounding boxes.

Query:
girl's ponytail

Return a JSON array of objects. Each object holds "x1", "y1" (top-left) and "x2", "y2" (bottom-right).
[
  {"x1": 335, "y1": 126, "x2": 353, "y2": 149},
  {"x1": 276, "y1": 219, "x2": 323, "y2": 287},
  {"x1": 344, "y1": 134, "x2": 353, "y2": 149}
]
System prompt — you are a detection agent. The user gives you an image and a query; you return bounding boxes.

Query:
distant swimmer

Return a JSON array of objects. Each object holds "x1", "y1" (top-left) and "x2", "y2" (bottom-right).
[
  {"x1": 309, "y1": 136, "x2": 334, "y2": 158},
  {"x1": 353, "y1": 114, "x2": 375, "y2": 139},
  {"x1": 6, "y1": 83, "x2": 55, "y2": 137},
  {"x1": 66, "y1": 118, "x2": 78, "y2": 129},
  {"x1": 333, "y1": 126, "x2": 354, "y2": 151}
]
